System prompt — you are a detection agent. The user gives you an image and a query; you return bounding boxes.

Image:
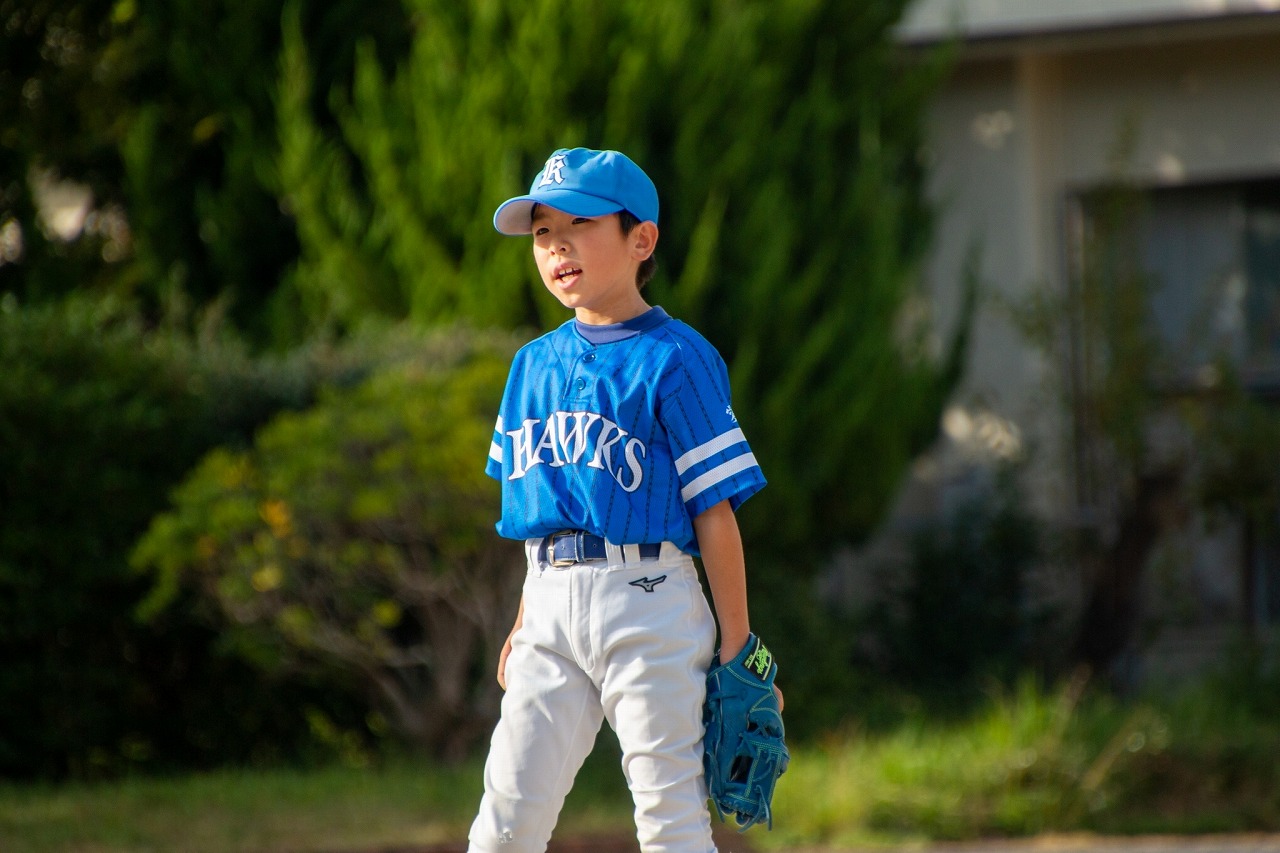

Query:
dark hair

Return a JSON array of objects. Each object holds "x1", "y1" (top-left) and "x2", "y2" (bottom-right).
[{"x1": 617, "y1": 210, "x2": 658, "y2": 290}]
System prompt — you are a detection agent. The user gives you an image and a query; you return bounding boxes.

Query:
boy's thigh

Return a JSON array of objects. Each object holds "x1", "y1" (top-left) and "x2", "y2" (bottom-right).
[
  {"x1": 490, "y1": 599, "x2": 605, "y2": 796},
  {"x1": 500, "y1": 634, "x2": 604, "y2": 757},
  {"x1": 598, "y1": 574, "x2": 717, "y2": 853},
  {"x1": 469, "y1": 635, "x2": 605, "y2": 853},
  {"x1": 599, "y1": 560, "x2": 715, "y2": 783}
]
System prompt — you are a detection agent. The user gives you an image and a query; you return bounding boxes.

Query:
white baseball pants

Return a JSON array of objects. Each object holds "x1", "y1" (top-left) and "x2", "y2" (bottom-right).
[{"x1": 467, "y1": 539, "x2": 717, "y2": 853}]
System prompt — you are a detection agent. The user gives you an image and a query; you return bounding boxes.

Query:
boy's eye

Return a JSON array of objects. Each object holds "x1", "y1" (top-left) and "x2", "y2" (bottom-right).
[
  {"x1": 572, "y1": 217, "x2": 589, "y2": 224},
  {"x1": 534, "y1": 226, "x2": 549, "y2": 236}
]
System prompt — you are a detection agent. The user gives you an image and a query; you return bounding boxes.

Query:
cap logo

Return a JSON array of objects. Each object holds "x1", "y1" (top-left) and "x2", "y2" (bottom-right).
[
  {"x1": 539, "y1": 153, "x2": 567, "y2": 187},
  {"x1": 493, "y1": 148, "x2": 657, "y2": 235}
]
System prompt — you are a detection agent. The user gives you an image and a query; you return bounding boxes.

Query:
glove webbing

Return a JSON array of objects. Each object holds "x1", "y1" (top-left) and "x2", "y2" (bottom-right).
[{"x1": 711, "y1": 719, "x2": 787, "y2": 830}]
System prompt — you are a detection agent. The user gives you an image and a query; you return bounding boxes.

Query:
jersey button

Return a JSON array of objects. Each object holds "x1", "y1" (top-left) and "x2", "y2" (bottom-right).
[
  {"x1": 575, "y1": 378, "x2": 587, "y2": 391},
  {"x1": 582, "y1": 352, "x2": 596, "y2": 363}
]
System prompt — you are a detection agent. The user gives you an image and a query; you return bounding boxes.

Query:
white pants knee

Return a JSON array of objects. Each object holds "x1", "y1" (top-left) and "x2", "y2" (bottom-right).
[{"x1": 468, "y1": 540, "x2": 717, "y2": 853}]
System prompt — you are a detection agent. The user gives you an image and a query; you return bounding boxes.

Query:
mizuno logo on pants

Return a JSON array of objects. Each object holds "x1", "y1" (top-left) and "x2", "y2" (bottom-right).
[{"x1": 629, "y1": 575, "x2": 667, "y2": 593}]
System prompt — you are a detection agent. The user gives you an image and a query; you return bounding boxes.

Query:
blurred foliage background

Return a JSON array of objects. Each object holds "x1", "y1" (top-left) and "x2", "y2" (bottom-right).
[{"x1": 2, "y1": 0, "x2": 1002, "y2": 781}]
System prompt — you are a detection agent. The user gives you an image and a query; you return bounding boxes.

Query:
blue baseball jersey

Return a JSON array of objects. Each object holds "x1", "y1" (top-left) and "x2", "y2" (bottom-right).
[{"x1": 486, "y1": 307, "x2": 765, "y2": 555}]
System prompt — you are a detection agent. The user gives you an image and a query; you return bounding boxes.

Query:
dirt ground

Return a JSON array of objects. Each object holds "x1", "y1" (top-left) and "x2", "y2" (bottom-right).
[
  {"x1": 787, "y1": 835, "x2": 1280, "y2": 853},
  {"x1": 350, "y1": 830, "x2": 1280, "y2": 853},
  {"x1": 368, "y1": 822, "x2": 755, "y2": 852}
]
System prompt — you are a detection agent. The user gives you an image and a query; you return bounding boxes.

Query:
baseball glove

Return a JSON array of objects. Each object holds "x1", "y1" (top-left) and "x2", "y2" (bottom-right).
[{"x1": 702, "y1": 633, "x2": 788, "y2": 830}]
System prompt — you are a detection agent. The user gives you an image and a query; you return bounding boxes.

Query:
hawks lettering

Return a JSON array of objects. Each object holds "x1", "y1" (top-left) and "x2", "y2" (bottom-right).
[
  {"x1": 507, "y1": 411, "x2": 646, "y2": 492},
  {"x1": 554, "y1": 410, "x2": 600, "y2": 465}
]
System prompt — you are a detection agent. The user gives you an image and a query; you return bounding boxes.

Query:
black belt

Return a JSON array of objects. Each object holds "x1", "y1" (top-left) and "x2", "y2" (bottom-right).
[{"x1": 539, "y1": 531, "x2": 661, "y2": 566}]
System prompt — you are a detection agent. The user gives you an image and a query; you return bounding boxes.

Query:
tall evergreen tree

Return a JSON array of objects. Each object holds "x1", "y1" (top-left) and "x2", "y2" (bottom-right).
[
  {"x1": 277, "y1": 0, "x2": 967, "y2": 559},
  {"x1": 0, "y1": 0, "x2": 410, "y2": 340}
]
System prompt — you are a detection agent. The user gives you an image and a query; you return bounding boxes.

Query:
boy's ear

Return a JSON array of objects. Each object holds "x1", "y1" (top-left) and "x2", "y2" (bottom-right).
[{"x1": 631, "y1": 221, "x2": 659, "y2": 261}]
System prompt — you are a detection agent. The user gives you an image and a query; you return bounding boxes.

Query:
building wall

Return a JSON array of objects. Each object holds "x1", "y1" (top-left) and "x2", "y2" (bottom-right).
[
  {"x1": 920, "y1": 22, "x2": 1280, "y2": 497},
  {"x1": 899, "y1": 0, "x2": 1280, "y2": 42},
  {"x1": 1054, "y1": 32, "x2": 1280, "y2": 188},
  {"x1": 879, "y1": 10, "x2": 1280, "y2": 680}
]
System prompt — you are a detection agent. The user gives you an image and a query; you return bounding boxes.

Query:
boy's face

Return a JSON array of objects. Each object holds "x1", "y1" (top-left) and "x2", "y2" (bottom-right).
[{"x1": 531, "y1": 205, "x2": 657, "y2": 325}]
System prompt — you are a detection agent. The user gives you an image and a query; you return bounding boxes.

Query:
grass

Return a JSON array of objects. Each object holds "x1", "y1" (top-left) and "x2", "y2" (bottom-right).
[
  {"x1": 3, "y1": 676, "x2": 1278, "y2": 852},
  {"x1": 0, "y1": 761, "x2": 472, "y2": 852},
  {"x1": 758, "y1": 673, "x2": 1280, "y2": 850},
  {"x1": 0, "y1": 734, "x2": 634, "y2": 853}
]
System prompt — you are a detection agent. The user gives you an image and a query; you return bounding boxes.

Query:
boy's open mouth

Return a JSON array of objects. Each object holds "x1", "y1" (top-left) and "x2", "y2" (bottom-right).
[{"x1": 555, "y1": 266, "x2": 582, "y2": 283}]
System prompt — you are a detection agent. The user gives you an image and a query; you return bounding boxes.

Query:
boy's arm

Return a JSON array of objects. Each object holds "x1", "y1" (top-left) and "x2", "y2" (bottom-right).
[
  {"x1": 694, "y1": 499, "x2": 751, "y2": 664},
  {"x1": 696, "y1": 499, "x2": 784, "y2": 709}
]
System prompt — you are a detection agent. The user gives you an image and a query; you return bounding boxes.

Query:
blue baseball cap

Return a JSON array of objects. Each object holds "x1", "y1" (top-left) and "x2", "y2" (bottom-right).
[{"x1": 493, "y1": 148, "x2": 659, "y2": 235}]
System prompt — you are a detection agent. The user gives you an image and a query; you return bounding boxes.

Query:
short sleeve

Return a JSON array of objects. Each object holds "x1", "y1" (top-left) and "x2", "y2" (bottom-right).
[
  {"x1": 485, "y1": 348, "x2": 529, "y2": 482},
  {"x1": 659, "y1": 339, "x2": 765, "y2": 520},
  {"x1": 486, "y1": 414, "x2": 504, "y2": 480}
]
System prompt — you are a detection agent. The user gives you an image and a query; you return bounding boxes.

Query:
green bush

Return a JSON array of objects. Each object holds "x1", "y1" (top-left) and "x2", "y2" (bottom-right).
[
  {"x1": 133, "y1": 326, "x2": 524, "y2": 761},
  {"x1": 0, "y1": 295, "x2": 368, "y2": 779}
]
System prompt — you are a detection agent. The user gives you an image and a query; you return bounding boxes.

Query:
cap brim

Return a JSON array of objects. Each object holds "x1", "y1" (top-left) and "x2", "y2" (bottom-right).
[{"x1": 493, "y1": 190, "x2": 625, "y2": 235}]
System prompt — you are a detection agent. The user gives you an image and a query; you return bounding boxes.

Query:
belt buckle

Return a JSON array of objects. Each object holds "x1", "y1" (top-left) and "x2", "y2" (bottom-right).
[{"x1": 549, "y1": 531, "x2": 579, "y2": 567}]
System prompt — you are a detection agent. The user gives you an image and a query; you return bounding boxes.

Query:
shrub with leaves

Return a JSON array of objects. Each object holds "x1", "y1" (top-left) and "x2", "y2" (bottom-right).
[
  {"x1": 0, "y1": 294, "x2": 362, "y2": 779},
  {"x1": 134, "y1": 327, "x2": 524, "y2": 760}
]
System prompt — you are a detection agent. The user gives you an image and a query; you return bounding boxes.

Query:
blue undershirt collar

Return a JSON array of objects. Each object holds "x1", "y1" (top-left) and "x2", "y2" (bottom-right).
[{"x1": 574, "y1": 306, "x2": 669, "y2": 344}]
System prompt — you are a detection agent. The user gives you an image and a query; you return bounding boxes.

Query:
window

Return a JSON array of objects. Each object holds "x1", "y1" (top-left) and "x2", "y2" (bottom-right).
[
  {"x1": 1130, "y1": 178, "x2": 1280, "y2": 390},
  {"x1": 1248, "y1": 524, "x2": 1280, "y2": 625},
  {"x1": 1073, "y1": 176, "x2": 1280, "y2": 628}
]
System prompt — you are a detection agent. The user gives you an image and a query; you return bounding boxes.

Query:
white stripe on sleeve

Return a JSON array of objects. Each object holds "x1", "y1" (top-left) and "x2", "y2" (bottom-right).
[
  {"x1": 489, "y1": 417, "x2": 505, "y2": 463},
  {"x1": 680, "y1": 453, "x2": 759, "y2": 504},
  {"x1": 674, "y1": 428, "x2": 747, "y2": 475}
]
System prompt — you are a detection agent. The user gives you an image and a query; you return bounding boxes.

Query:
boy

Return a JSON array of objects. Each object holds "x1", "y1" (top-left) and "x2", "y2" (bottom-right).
[{"x1": 469, "y1": 147, "x2": 777, "y2": 853}]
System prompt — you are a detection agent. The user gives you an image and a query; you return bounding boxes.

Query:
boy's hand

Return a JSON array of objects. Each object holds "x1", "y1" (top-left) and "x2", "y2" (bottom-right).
[
  {"x1": 497, "y1": 633, "x2": 514, "y2": 691},
  {"x1": 497, "y1": 596, "x2": 525, "y2": 691}
]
